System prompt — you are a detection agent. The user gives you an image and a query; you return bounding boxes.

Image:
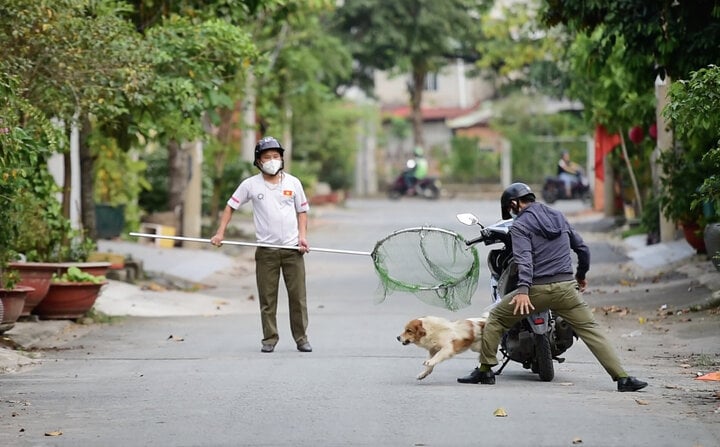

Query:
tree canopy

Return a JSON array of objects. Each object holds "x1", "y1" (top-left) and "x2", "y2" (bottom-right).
[
  {"x1": 332, "y1": 0, "x2": 490, "y2": 146},
  {"x1": 542, "y1": 0, "x2": 720, "y2": 80}
]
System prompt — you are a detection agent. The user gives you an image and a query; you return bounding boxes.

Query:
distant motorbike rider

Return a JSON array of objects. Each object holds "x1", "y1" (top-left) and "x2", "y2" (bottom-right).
[
  {"x1": 557, "y1": 150, "x2": 579, "y2": 197},
  {"x1": 403, "y1": 146, "x2": 429, "y2": 194},
  {"x1": 457, "y1": 182, "x2": 648, "y2": 392}
]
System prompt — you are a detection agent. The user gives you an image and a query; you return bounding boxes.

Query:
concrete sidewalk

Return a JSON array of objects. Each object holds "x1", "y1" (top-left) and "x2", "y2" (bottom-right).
[{"x1": 1, "y1": 239, "x2": 259, "y2": 372}]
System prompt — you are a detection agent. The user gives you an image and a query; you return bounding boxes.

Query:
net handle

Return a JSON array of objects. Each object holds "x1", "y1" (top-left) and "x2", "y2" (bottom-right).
[{"x1": 128, "y1": 233, "x2": 372, "y2": 256}]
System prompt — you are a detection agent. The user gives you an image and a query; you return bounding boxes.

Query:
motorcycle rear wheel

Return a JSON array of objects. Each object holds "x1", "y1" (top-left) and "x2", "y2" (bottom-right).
[
  {"x1": 542, "y1": 184, "x2": 559, "y2": 204},
  {"x1": 532, "y1": 333, "x2": 554, "y2": 382},
  {"x1": 422, "y1": 183, "x2": 440, "y2": 200},
  {"x1": 387, "y1": 189, "x2": 403, "y2": 200}
]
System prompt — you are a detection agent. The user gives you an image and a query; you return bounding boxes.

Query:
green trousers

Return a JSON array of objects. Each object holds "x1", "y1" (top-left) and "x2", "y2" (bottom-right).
[
  {"x1": 255, "y1": 247, "x2": 308, "y2": 346},
  {"x1": 479, "y1": 280, "x2": 627, "y2": 380}
]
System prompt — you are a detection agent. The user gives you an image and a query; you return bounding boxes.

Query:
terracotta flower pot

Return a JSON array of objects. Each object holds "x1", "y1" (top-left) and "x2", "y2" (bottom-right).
[
  {"x1": 681, "y1": 222, "x2": 707, "y2": 254},
  {"x1": 33, "y1": 281, "x2": 107, "y2": 320},
  {"x1": 0, "y1": 285, "x2": 34, "y2": 333},
  {"x1": 9, "y1": 262, "x2": 62, "y2": 316}
]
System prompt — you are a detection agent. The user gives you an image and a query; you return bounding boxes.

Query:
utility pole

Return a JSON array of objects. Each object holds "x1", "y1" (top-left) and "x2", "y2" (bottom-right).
[{"x1": 654, "y1": 74, "x2": 677, "y2": 242}]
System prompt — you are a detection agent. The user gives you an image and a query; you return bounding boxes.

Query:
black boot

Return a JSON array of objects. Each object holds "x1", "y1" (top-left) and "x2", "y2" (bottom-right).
[
  {"x1": 617, "y1": 376, "x2": 647, "y2": 392},
  {"x1": 457, "y1": 367, "x2": 495, "y2": 384}
]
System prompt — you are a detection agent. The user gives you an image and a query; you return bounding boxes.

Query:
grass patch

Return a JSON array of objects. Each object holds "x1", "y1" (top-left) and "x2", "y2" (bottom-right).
[
  {"x1": 621, "y1": 226, "x2": 647, "y2": 238},
  {"x1": 80, "y1": 308, "x2": 123, "y2": 325},
  {"x1": 688, "y1": 353, "x2": 720, "y2": 368},
  {"x1": 687, "y1": 296, "x2": 720, "y2": 312}
]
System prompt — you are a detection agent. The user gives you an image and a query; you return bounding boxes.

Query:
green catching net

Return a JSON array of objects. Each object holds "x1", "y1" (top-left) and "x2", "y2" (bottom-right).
[{"x1": 371, "y1": 227, "x2": 480, "y2": 311}]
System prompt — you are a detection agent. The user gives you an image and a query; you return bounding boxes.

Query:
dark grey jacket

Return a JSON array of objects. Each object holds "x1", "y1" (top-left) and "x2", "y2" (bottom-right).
[{"x1": 510, "y1": 202, "x2": 590, "y2": 294}]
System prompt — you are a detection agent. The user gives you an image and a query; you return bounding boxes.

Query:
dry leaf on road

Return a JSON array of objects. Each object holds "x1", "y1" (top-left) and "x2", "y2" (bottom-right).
[{"x1": 493, "y1": 408, "x2": 508, "y2": 417}]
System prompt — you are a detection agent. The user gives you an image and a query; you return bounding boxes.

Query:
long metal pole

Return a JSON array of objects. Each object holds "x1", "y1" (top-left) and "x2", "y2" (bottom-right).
[{"x1": 128, "y1": 232, "x2": 372, "y2": 256}]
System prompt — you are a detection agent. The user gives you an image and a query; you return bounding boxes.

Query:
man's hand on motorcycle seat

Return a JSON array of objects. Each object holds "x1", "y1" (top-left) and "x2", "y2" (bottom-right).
[{"x1": 510, "y1": 293, "x2": 534, "y2": 315}]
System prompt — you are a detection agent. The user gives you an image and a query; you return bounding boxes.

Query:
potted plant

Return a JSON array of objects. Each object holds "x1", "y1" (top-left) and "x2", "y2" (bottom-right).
[
  {"x1": 0, "y1": 262, "x2": 35, "y2": 334},
  {"x1": 1, "y1": 80, "x2": 92, "y2": 316},
  {"x1": 9, "y1": 180, "x2": 110, "y2": 315},
  {"x1": 0, "y1": 80, "x2": 51, "y2": 326},
  {"x1": 698, "y1": 151, "x2": 720, "y2": 270},
  {"x1": 657, "y1": 146, "x2": 708, "y2": 253},
  {"x1": 33, "y1": 266, "x2": 108, "y2": 320},
  {"x1": 663, "y1": 65, "x2": 720, "y2": 256}
]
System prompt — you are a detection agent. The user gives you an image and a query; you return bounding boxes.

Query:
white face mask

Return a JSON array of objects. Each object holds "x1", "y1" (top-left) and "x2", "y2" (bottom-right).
[
  {"x1": 260, "y1": 159, "x2": 282, "y2": 175},
  {"x1": 509, "y1": 201, "x2": 519, "y2": 219}
]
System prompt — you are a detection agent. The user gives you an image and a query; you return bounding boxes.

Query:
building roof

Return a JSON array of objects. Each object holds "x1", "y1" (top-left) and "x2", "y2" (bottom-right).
[
  {"x1": 381, "y1": 105, "x2": 475, "y2": 122},
  {"x1": 445, "y1": 107, "x2": 494, "y2": 129}
]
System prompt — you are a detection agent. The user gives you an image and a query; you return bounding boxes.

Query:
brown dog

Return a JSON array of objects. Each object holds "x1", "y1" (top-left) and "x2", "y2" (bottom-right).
[{"x1": 397, "y1": 316, "x2": 486, "y2": 380}]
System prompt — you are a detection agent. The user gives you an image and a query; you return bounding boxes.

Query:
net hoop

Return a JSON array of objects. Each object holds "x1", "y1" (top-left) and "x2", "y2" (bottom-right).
[{"x1": 371, "y1": 226, "x2": 480, "y2": 311}]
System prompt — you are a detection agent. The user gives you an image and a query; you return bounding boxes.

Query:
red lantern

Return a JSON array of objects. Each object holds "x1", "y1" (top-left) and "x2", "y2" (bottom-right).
[
  {"x1": 648, "y1": 123, "x2": 657, "y2": 140},
  {"x1": 628, "y1": 126, "x2": 644, "y2": 144}
]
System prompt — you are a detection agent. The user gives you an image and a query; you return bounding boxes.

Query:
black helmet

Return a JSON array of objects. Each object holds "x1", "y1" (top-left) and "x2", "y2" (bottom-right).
[
  {"x1": 501, "y1": 182, "x2": 535, "y2": 219},
  {"x1": 254, "y1": 136, "x2": 284, "y2": 160}
]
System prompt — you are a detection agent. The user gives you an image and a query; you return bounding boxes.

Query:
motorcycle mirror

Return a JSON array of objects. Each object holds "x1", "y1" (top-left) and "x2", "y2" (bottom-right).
[{"x1": 456, "y1": 213, "x2": 479, "y2": 226}]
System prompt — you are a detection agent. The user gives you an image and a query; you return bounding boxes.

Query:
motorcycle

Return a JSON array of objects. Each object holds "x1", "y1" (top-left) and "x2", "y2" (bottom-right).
[
  {"x1": 541, "y1": 169, "x2": 591, "y2": 204},
  {"x1": 387, "y1": 169, "x2": 441, "y2": 200},
  {"x1": 456, "y1": 213, "x2": 576, "y2": 382}
]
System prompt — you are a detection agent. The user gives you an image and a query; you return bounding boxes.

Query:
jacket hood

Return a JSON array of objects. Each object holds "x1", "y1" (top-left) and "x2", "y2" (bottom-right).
[{"x1": 519, "y1": 203, "x2": 564, "y2": 239}]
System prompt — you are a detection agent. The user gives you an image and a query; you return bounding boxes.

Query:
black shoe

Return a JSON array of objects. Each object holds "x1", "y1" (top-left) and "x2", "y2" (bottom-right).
[
  {"x1": 297, "y1": 342, "x2": 312, "y2": 352},
  {"x1": 457, "y1": 367, "x2": 495, "y2": 384},
  {"x1": 261, "y1": 344, "x2": 275, "y2": 353},
  {"x1": 617, "y1": 376, "x2": 647, "y2": 392}
]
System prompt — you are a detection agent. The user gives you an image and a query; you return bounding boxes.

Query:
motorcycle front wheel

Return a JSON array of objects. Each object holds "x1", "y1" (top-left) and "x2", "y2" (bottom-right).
[{"x1": 532, "y1": 333, "x2": 554, "y2": 382}]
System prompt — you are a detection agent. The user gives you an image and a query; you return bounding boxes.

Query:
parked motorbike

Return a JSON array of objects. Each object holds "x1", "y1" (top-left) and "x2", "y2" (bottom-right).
[
  {"x1": 387, "y1": 170, "x2": 441, "y2": 200},
  {"x1": 542, "y1": 169, "x2": 591, "y2": 204},
  {"x1": 456, "y1": 213, "x2": 576, "y2": 382}
]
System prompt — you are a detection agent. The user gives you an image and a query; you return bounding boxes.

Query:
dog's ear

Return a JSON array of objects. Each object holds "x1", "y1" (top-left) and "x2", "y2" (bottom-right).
[{"x1": 410, "y1": 319, "x2": 425, "y2": 338}]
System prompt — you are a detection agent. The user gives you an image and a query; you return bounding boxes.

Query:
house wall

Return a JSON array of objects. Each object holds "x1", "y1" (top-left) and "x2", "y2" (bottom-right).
[
  {"x1": 455, "y1": 127, "x2": 504, "y2": 152},
  {"x1": 374, "y1": 61, "x2": 494, "y2": 109}
]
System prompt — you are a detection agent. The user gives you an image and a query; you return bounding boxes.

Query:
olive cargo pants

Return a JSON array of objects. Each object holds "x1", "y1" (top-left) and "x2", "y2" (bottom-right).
[
  {"x1": 255, "y1": 247, "x2": 308, "y2": 346},
  {"x1": 479, "y1": 280, "x2": 627, "y2": 380}
]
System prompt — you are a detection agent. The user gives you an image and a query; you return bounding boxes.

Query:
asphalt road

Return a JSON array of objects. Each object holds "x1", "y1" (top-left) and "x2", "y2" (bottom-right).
[{"x1": 2, "y1": 197, "x2": 719, "y2": 446}]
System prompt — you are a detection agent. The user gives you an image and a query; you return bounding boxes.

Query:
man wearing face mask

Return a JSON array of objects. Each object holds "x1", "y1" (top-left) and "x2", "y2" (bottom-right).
[
  {"x1": 211, "y1": 136, "x2": 312, "y2": 353},
  {"x1": 458, "y1": 182, "x2": 647, "y2": 392}
]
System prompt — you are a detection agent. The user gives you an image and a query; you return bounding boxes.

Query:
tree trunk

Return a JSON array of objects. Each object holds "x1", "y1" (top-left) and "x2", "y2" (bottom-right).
[
  {"x1": 209, "y1": 104, "x2": 239, "y2": 228},
  {"x1": 282, "y1": 93, "x2": 293, "y2": 172},
  {"x1": 242, "y1": 70, "x2": 257, "y2": 162},
  {"x1": 78, "y1": 115, "x2": 96, "y2": 240},
  {"x1": 167, "y1": 138, "x2": 187, "y2": 237},
  {"x1": 62, "y1": 145, "x2": 72, "y2": 223},
  {"x1": 618, "y1": 131, "x2": 643, "y2": 217},
  {"x1": 409, "y1": 65, "x2": 426, "y2": 149}
]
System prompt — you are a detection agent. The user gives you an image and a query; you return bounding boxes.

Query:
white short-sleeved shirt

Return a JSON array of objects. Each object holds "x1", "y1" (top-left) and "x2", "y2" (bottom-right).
[{"x1": 227, "y1": 172, "x2": 310, "y2": 246}]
